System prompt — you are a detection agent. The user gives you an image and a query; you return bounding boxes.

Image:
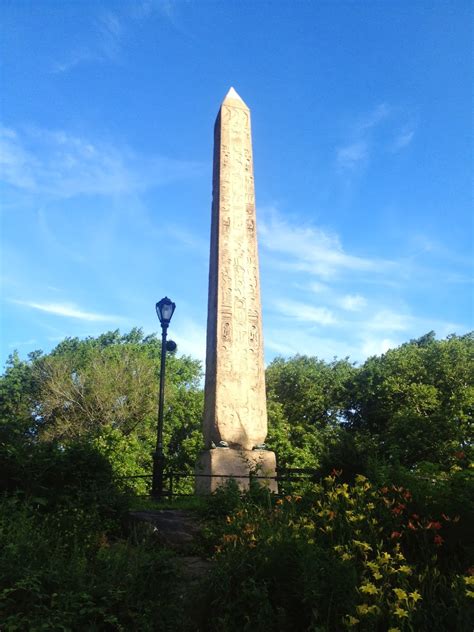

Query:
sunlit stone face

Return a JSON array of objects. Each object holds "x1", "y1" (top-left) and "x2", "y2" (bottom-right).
[{"x1": 202, "y1": 87, "x2": 268, "y2": 450}]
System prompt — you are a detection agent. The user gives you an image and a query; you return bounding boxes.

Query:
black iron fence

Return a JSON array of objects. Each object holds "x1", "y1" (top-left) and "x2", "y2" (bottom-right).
[{"x1": 119, "y1": 467, "x2": 321, "y2": 498}]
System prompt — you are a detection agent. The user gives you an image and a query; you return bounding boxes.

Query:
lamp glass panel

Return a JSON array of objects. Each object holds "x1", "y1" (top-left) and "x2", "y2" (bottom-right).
[{"x1": 161, "y1": 304, "x2": 173, "y2": 321}]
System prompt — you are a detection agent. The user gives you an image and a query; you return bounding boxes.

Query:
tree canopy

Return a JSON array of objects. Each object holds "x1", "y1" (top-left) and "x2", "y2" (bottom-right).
[
  {"x1": 1, "y1": 329, "x2": 472, "y2": 485},
  {"x1": 1, "y1": 328, "x2": 204, "y2": 490}
]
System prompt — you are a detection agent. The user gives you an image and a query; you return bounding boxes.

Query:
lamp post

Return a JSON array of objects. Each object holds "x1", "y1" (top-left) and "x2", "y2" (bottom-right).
[{"x1": 152, "y1": 296, "x2": 176, "y2": 499}]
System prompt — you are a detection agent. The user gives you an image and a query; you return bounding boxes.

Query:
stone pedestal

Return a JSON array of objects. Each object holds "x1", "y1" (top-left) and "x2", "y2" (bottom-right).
[{"x1": 196, "y1": 448, "x2": 278, "y2": 494}]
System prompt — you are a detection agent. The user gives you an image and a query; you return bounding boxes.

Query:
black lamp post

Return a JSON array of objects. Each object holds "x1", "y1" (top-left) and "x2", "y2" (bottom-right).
[{"x1": 152, "y1": 296, "x2": 176, "y2": 499}]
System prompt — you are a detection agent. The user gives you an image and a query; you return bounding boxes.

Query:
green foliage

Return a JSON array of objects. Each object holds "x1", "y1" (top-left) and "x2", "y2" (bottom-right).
[
  {"x1": 266, "y1": 355, "x2": 356, "y2": 468},
  {"x1": 0, "y1": 496, "x2": 188, "y2": 631},
  {"x1": 196, "y1": 475, "x2": 473, "y2": 631},
  {"x1": 1, "y1": 328, "x2": 473, "y2": 630},
  {"x1": 266, "y1": 333, "x2": 473, "y2": 473},
  {"x1": 346, "y1": 332, "x2": 474, "y2": 467},
  {"x1": 1, "y1": 328, "x2": 204, "y2": 495}
]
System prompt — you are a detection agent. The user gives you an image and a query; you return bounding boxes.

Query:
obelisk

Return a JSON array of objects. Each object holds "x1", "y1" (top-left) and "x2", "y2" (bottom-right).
[{"x1": 196, "y1": 87, "x2": 277, "y2": 493}]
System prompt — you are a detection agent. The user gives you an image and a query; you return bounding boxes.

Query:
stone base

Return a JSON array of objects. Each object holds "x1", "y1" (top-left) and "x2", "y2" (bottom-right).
[{"x1": 195, "y1": 448, "x2": 278, "y2": 494}]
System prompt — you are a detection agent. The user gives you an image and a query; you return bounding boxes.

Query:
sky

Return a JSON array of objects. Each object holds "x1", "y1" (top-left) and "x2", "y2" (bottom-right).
[{"x1": 1, "y1": 0, "x2": 473, "y2": 371}]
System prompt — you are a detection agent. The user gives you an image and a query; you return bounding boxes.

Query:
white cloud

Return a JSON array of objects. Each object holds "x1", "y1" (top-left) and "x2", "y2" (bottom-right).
[
  {"x1": 391, "y1": 127, "x2": 415, "y2": 152},
  {"x1": 309, "y1": 281, "x2": 330, "y2": 293},
  {"x1": 12, "y1": 300, "x2": 121, "y2": 322},
  {"x1": 173, "y1": 317, "x2": 206, "y2": 363},
  {"x1": 365, "y1": 309, "x2": 411, "y2": 332},
  {"x1": 259, "y1": 209, "x2": 390, "y2": 280},
  {"x1": 8, "y1": 338, "x2": 38, "y2": 349},
  {"x1": 52, "y1": 10, "x2": 124, "y2": 73},
  {"x1": 336, "y1": 141, "x2": 368, "y2": 169},
  {"x1": 361, "y1": 337, "x2": 397, "y2": 357},
  {"x1": 166, "y1": 225, "x2": 208, "y2": 256},
  {"x1": 0, "y1": 126, "x2": 204, "y2": 198},
  {"x1": 340, "y1": 294, "x2": 367, "y2": 311},
  {"x1": 274, "y1": 300, "x2": 336, "y2": 325},
  {"x1": 336, "y1": 103, "x2": 415, "y2": 168},
  {"x1": 52, "y1": 3, "x2": 187, "y2": 74},
  {"x1": 336, "y1": 104, "x2": 391, "y2": 170},
  {"x1": 358, "y1": 103, "x2": 391, "y2": 131}
]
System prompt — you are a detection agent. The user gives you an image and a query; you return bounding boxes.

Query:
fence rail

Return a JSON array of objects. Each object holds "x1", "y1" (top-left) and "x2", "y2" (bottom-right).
[{"x1": 118, "y1": 467, "x2": 321, "y2": 498}]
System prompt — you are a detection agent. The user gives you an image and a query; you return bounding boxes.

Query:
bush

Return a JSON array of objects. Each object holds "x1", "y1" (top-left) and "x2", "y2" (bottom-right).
[
  {"x1": 0, "y1": 495, "x2": 187, "y2": 631},
  {"x1": 195, "y1": 474, "x2": 473, "y2": 631}
]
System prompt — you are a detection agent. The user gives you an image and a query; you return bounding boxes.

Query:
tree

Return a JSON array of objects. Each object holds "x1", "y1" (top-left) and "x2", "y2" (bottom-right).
[
  {"x1": 265, "y1": 355, "x2": 356, "y2": 468},
  {"x1": 346, "y1": 332, "x2": 474, "y2": 467},
  {"x1": 0, "y1": 329, "x2": 204, "y2": 488}
]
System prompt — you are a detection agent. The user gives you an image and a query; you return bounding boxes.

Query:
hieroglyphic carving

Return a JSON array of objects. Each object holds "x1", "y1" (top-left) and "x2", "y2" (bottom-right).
[{"x1": 203, "y1": 87, "x2": 268, "y2": 450}]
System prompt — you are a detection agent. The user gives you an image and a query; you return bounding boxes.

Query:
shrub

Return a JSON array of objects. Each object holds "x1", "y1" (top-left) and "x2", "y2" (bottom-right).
[{"x1": 196, "y1": 474, "x2": 473, "y2": 631}]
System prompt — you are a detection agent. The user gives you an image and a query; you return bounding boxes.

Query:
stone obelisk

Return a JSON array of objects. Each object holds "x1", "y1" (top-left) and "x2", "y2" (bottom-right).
[{"x1": 196, "y1": 87, "x2": 277, "y2": 493}]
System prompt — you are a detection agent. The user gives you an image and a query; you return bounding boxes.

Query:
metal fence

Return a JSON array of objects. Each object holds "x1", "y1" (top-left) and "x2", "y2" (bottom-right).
[{"x1": 119, "y1": 467, "x2": 321, "y2": 498}]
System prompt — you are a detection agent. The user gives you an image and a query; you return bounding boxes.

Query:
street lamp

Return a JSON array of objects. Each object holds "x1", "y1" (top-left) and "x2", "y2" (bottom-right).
[{"x1": 152, "y1": 296, "x2": 176, "y2": 499}]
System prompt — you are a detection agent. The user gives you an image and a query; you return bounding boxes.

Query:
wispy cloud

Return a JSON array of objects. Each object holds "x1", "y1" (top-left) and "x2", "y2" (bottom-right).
[
  {"x1": 364, "y1": 309, "x2": 411, "y2": 332},
  {"x1": 11, "y1": 300, "x2": 122, "y2": 322},
  {"x1": 336, "y1": 103, "x2": 390, "y2": 170},
  {"x1": 173, "y1": 317, "x2": 206, "y2": 363},
  {"x1": 165, "y1": 225, "x2": 208, "y2": 256},
  {"x1": 259, "y1": 208, "x2": 391, "y2": 280},
  {"x1": 339, "y1": 294, "x2": 367, "y2": 311},
  {"x1": 360, "y1": 336, "x2": 397, "y2": 357},
  {"x1": 8, "y1": 338, "x2": 38, "y2": 349},
  {"x1": 391, "y1": 127, "x2": 415, "y2": 152},
  {"x1": 336, "y1": 103, "x2": 415, "y2": 169},
  {"x1": 309, "y1": 281, "x2": 330, "y2": 293},
  {"x1": 52, "y1": 10, "x2": 124, "y2": 73},
  {"x1": 0, "y1": 126, "x2": 204, "y2": 198},
  {"x1": 336, "y1": 141, "x2": 369, "y2": 169},
  {"x1": 52, "y1": 2, "x2": 187, "y2": 73},
  {"x1": 358, "y1": 103, "x2": 391, "y2": 131},
  {"x1": 259, "y1": 208, "x2": 468, "y2": 363},
  {"x1": 274, "y1": 300, "x2": 336, "y2": 325}
]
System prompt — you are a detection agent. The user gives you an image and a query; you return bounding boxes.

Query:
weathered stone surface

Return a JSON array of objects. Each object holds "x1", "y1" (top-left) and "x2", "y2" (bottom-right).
[
  {"x1": 203, "y1": 87, "x2": 267, "y2": 450},
  {"x1": 198, "y1": 87, "x2": 277, "y2": 492},
  {"x1": 196, "y1": 448, "x2": 278, "y2": 493},
  {"x1": 129, "y1": 509, "x2": 201, "y2": 548}
]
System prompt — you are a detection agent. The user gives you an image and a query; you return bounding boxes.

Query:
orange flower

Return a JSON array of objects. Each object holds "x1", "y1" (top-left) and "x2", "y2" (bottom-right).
[
  {"x1": 331, "y1": 468, "x2": 342, "y2": 477},
  {"x1": 427, "y1": 521, "x2": 442, "y2": 531},
  {"x1": 412, "y1": 513, "x2": 419, "y2": 520},
  {"x1": 407, "y1": 520, "x2": 417, "y2": 531},
  {"x1": 391, "y1": 531, "x2": 402, "y2": 539},
  {"x1": 434, "y1": 534, "x2": 444, "y2": 546}
]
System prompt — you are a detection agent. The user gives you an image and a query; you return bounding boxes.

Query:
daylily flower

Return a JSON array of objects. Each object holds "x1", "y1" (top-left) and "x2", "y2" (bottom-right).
[
  {"x1": 409, "y1": 590, "x2": 422, "y2": 603},
  {"x1": 393, "y1": 588, "x2": 408, "y2": 601},
  {"x1": 393, "y1": 606, "x2": 408, "y2": 618}
]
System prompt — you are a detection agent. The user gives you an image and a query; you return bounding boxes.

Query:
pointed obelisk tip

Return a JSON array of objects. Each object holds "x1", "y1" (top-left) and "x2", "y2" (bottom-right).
[{"x1": 222, "y1": 86, "x2": 248, "y2": 107}]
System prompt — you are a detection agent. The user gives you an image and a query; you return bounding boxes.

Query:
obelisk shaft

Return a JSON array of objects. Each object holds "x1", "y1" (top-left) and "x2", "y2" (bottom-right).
[{"x1": 203, "y1": 88, "x2": 267, "y2": 450}]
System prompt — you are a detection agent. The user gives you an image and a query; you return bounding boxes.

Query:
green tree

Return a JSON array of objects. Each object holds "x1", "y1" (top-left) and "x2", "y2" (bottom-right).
[
  {"x1": 0, "y1": 329, "x2": 204, "y2": 489},
  {"x1": 265, "y1": 355, "x2": 356, "y2": 468},
  {"x1": 346, "y1": 332, "x2": 474, "y2": 467}
]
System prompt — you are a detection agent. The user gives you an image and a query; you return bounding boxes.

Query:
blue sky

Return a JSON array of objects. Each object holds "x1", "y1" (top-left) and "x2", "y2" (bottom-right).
[{"x1": 1, "y1": 0, "x2": 472, "y2": 369}]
